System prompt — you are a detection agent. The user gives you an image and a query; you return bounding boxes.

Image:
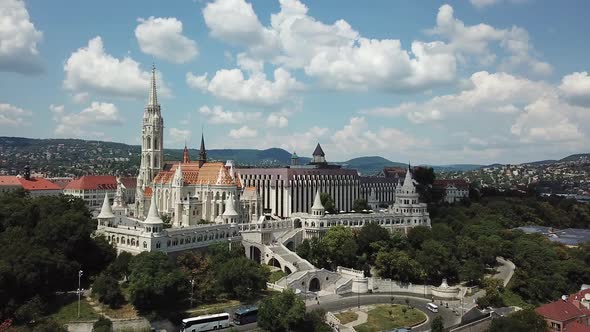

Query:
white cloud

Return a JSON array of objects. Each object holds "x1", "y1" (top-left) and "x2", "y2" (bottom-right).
[
  {"x1": 229, "y1": 125, "x2": 258, "y2": 139},
  {"x1": 51, "y1": 102, "x2": 123, "y2": 137},
  {"x1": 202, "y1": 0, "x2": 457, "y2": 91},
  {"x1": 430, "y1": 4, "x2": 551, "y2": 76},
  {"x1": 198, "y1": 105, "x2": 261, "y2": 124},
  {"x1": 331, "y1": 117, "x2": 429, "y2": 156},
  {"x1": 187, "y1": 67, "x2": 302, "y2": 106},
  {"x1": 64, "y1": 36, "x2": 170, "y2": 99},
  {"x1": 559, "y1": 72, "x2": 590, "y2": 107},
  {"x1": 274, "y1": 126, "x2": 329, "y2": 154},
  {"x1": 0, "y1": 0, "x2": 43, "y2": 74},
  {"x1": 72, "y1": 92, "x2": 90, "y2": 104},
  {"x1": 470, "y1": 0, "x2": 528, "y2": 8},
  {"x1": 168, "y1": 128, "x2": 192, "y2": 145},
  {"x1": 363, "y1": 71, "x2": 550, "y2": 123},
  {"x1": 266, "y1": 113, "x2": 288, "y2": 128},
  {"x1": 135, "y1": 17, "x2": 198, "y2": 63},
  {"x1": 510, "y1": 97, "x2": 583, "y2": 143},
  {"x1": 0, "y1": 103, "x2": 32, "y2": 126}
]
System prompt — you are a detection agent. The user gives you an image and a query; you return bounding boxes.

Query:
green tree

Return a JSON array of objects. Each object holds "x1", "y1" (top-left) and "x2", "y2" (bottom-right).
[
  {"x1": 375, "y1": 250, "x2": 420, "y2": 282},
  {"x1": 357, "y1": 223, "x2": 390, "y2": 261},
  {"x1": 407, "y1": 226, "x2": 433, "y2": 250},
  {"x1": 320, "y1": 193, "x2": 336, "y2": 214},
  {"x1": 322, "y1": 226, "x2": 358, "y2": 268},
  {"x1": 258, "y1": 289, "x2": 305, "y2": 332},
  {"x1": 127, "y1": 252, "x2": 188, "y2": 312},
  {"x1": 488, "y1": 309, "x2": 548, "y2": 332},
  {"x1": 215, "y1": 257, "x2": 270, "y2": 300},
  {"x1": 110, "y1": 252, "x2": 132, "y2": 280},
  {"x1": 458, "y1": 259, "x2": 485, "y2": 286},
  {"x1": 177, "y1": 252, "x2": 217, "y2": 303},
  {"x1": 352, "y1": 198, "x2": 369, "y2": 212},
  {"x1": 92, "y1": 271, "x2": 125, "y2": 308},
  {"x1": 431, "y1": 315, "x2": 444, "y2": 332},
  {"x1": 477, "y1": 278, "x2": 504, "y2": 308},
  {"x1": 93, "y1": 316, "x2": 113, "y2": 332}
]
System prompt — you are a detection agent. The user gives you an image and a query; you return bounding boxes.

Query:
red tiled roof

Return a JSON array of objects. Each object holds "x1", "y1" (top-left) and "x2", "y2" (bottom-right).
[
  {"x1": 144, "y1": 187, "x2": 152, "y2": 197},
  {"x1": 18, "y1": 177, "x2": 62, "y2": 191},
  {"x1": 48, "y1": 178, "x2": 74, "y2": 189},
  {"x1": 0, "y1": 176, "x2": 22, "y2": 186},
  {"x1": 565, "y1": 322, "x2": 590, "y2": 332},
  {"x1": 536, "y1": 300, "x2": 586, "y2": 322},
  {"x1": 434, "y1": 179, "x2": 469, "y2": 190},
  {"x1": 64, "y1": 175, "x2": 116, "y2": 190},
  {"x1": 120, "y1": 177, "x2": 136, "y2": 188}
]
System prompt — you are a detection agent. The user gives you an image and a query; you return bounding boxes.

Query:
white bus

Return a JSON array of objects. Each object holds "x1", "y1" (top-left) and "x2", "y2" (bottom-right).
[
  {"x1": 181, "y1": 313, "x2": 230, "y2": 332},
  {"x1": 426, "y1": 303, "x2": 439, "y2": 313}
]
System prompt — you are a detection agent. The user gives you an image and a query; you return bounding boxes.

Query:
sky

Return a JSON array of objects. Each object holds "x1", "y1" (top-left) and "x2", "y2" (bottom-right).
[{"x1": 1, "y1": 0, "x2": 590, "y2": 165}]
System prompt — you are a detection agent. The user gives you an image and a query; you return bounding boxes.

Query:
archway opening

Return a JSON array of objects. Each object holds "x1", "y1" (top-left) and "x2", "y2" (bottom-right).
[
  {"x1": 284, "y1": 266, "x2": 292, "y2": 275},
  {"x1": 250, "y1": 246, "x2": 262, "y2": 263},
  {"x1": 268, "y1": 257, "x2": 281, "y2": 269},
  {"x1": 285, "y1": 241, "x2": 294, "y2": 251},
  {"x1": 294, "y1": 219, "x2": 302, "y2": 228},
  {"x1": 309, "y1": 277, "x2": 320, "y2": 292}
]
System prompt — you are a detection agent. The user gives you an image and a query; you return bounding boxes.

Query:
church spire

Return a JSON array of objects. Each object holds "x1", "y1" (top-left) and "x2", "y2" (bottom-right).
[
  {"x1": 147, "y1": 64, "x2": 158, "y2": 107},
  {"x1": 198, "y1": 132, "x2": 207, "y2": 167},
  {"x1": 182, "y1": 144, "x2": 190, "y2": 163}
]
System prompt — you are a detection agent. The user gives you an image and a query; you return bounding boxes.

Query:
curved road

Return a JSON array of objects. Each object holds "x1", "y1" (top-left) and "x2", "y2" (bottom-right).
[{"x1": 308, "y1": 294, "x2": 459, "y2": 332}]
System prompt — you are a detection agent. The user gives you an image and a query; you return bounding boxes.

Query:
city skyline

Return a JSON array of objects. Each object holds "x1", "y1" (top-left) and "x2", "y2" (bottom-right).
[{"x1": 1, "y1": 0, "x2": 590, "y2": 165}]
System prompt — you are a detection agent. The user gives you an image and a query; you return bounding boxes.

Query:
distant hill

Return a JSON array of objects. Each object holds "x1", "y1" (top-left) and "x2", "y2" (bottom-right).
[
  {"x1": 166, "y1": 147, "x2": 311, "y2": 166},
  {"x1": 559, "y1": 153, "x2": 590, "y2": 163},
  {"x1": 336, "y1": 156, "x2": 406, "y2": 176},
  {"x1": 431, "y1": 164, "x2": 485, "y2": 172}
]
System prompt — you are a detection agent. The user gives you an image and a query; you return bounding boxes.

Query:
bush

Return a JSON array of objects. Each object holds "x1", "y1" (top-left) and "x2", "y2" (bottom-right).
[
  {"x1": 93, "y1": 316, "x2": 113, "y2": 332},
  {"x1": 93, "y1": 272, "x2": 125, "y2": 308}
]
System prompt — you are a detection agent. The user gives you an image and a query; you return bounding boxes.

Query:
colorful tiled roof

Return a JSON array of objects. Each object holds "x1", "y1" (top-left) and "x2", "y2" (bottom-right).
[
  {"x1": 153, "y1": 162, "x2": 236, "y2": 186},
  {"x1": 0, "y1": 176, "x2": 22, "y2": 186},
  {"x1": 64, "y1": 175, "x2": 116, "y2": 190},
  {"x1": 144, "y1": 187, "x2": 153, "y2": 197},
  {"x1": 536, "y1": 299, "x2": 586, "y2": 322},
  {"x1": 18, "y1": 177, "x2": 61, "y2": 191}
]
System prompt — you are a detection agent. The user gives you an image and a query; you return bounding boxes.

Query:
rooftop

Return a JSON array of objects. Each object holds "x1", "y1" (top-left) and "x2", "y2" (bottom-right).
[
  {"x1": 535, "y1": 299, "x2": 586, "y2": 322},
  {"x1": 18, "y1": 177, "x2": 61, "y2": 191}
]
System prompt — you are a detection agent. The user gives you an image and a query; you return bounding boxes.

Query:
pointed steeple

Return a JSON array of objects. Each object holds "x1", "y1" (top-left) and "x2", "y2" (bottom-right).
[
  {"x1": 182, "y1": 144, "x2": 190, "y2": 163},
  {"x1": 223, "y1": 193, "x2": 238, "y2": 217},
  {"x1": 198, "y1": 132, "x2": 207, "y2": 166},
  {"x1": 147, "y1": 64, "x2": 158, "y2": 107},
  {"x1": 311, "y1": 190, "x2": 325, "y2": 216},
  {"x1": 97, "y1": 193, "x2": 115, "y2": 219},
  {"x1": 144, "y1": 194, "x2": 163, "y2": 224},
  {"x1": 402, "y1": 165, "x2": 415, "y2": 192}
]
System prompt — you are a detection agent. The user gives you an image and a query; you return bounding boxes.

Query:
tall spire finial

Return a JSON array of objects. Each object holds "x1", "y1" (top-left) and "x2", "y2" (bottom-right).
[
  {"x1": 148, "y1": 63, "x2": 158, "y2": 107},
  {"x1": 198, "y1": 131, "x2": 207, "y2": 167}
]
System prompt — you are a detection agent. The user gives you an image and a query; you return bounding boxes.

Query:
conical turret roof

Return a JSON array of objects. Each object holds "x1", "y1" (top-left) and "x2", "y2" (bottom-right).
[
  {"x1": 144, "y1": 193, "x2": 163, "y2": 224},
  {"x1": 147, "y1": 64, "x2": 158, "y2": 107},
  {"x1": 312, "y1": 190, "x2": 324, "y2": 210},
  {"x1": 97, "y1": 193, "x2": 115, "y2": 219},
  {"x1": 312, "y1": 143, "x2": 325, "y2": 157},
  {"x1": 223, "y1": 193, "x2": 239, "y2": 217}
]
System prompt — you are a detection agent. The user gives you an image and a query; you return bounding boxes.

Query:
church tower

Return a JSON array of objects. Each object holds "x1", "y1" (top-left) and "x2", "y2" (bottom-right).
[
  {"x1": 198, "y1": 133, "x2": 207, "y2": 167},
  {"x1": 135, "y1": 65, "x2": 164, "y2": 217}
]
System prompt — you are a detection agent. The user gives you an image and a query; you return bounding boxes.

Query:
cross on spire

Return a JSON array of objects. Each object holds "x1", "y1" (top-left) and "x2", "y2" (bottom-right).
[{"x1": 147, "y1": 63, "x2": 158, "y2": 107}]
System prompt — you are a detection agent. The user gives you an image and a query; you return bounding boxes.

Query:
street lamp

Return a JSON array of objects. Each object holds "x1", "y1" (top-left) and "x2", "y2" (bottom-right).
[
  {"x1": 190, "y1": 279, "x2": 195, "y2": 308},
  {"x1": 77, "y1": 270, "x2": 83, "y2": 318}
]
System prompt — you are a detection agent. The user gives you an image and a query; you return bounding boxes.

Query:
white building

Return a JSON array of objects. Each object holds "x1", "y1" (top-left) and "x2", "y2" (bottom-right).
[
  {"x1": 294, "y1": 168, "x2": 430, "y2": 239},
  {"x1": 64, "y1": 175, "x2": 136, "y2": 209}
]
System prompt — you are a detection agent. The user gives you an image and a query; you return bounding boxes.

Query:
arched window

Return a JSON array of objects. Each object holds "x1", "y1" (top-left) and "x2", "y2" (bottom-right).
[
  {"x1": 154, "y1": 138, "x2": 159, "y2": 150},
  {"x1": 143, "y1": 241, "x2": 147, "y2": 248}
]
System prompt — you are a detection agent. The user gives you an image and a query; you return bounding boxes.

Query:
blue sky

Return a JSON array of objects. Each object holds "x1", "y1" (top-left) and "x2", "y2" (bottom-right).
[{"x1": 2, "y1": 0, "x2": 590, "y2": 165}]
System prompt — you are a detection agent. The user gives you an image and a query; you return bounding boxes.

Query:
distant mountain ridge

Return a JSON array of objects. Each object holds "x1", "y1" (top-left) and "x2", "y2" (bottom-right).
[{"x1": 0, "y1": 137, "x2": 588, "y2": 176}]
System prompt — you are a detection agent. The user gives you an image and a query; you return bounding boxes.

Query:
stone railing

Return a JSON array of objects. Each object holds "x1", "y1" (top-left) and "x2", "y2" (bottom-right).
[{"x1": 337, "y1": 266, "x2": 365, "y2": 278}]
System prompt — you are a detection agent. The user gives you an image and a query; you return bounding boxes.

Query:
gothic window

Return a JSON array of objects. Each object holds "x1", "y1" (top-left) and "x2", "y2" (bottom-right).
[
  {"x1": 154, "y1": 138, "x2": 159, "y2": 150},
  {"x1": 143, "y1": 241, "x2": 147, "y2": 248},
  {"x1": 146, "y1": 136, "x2": 151, "y2": 149},
  {"x1": 156, "y1": 242, "x2": 161, "y2": 248},
  {"x1": 167, "y1": 240, "x2": 171, "y2": 247}
]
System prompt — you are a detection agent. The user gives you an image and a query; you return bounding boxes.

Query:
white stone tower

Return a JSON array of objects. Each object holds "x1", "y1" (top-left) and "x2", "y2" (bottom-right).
[{"x1": 136, "y1": 65, "x2": 164, "y2": 218}]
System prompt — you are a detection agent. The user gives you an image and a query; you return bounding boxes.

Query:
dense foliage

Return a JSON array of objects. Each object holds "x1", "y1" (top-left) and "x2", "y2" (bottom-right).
[
  {"x1": 297, "y1": 195, "x2": 590, "y2": 305},
  {"x1": 488, "y1": 309, "x2": 548, "y2": 332},
  {"x1": 0, "y1": 191, "x2": 115, "y2": 322},
  {"x1": 257, "y1": 289, "x2": 306, "y2": 332}
]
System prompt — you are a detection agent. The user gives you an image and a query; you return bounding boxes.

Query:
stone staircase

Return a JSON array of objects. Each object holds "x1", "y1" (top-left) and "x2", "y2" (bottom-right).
[
  {"x1": 268, "y1": 243, "x2": 315, "y2": 271},
  {"x1": 275, "y1": 228, "x2": 302, "y2": 245}
]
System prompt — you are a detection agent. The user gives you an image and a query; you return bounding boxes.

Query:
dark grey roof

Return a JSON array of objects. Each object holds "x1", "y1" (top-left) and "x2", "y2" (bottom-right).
[{"x1": 312, "y1": 143, "x2": 325, "y2": 156}]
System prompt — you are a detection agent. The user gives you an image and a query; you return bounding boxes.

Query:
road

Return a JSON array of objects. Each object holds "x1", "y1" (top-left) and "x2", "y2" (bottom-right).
[
  {"x1": 494, "y1": 257, "x2": 516, "y2": 287},
  {"x1": 206, "y1": 293, "x2": 460, "y2": 332}
]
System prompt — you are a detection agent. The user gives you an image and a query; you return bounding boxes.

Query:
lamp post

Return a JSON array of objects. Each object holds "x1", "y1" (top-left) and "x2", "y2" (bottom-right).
[
  {"x1": 77, "y1": 270, "x2": 83, "y2": 318},
  {"x1": 357, "y1": 279, "x2": 360, "y2": 309},
  {"x1": 190, "y1": 279, "x2": 195, "y2": 308}
]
